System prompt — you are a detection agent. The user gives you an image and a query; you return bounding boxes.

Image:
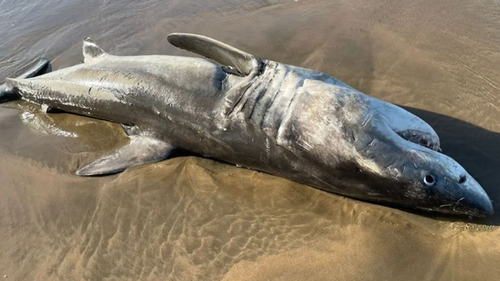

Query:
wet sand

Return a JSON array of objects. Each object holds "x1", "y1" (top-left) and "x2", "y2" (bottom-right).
[{"x1": 1, "y1": 0, "x2": 500, "y2": 280}]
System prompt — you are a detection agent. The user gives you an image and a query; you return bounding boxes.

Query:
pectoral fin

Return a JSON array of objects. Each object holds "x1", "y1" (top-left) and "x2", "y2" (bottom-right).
[{"x1": 76, "y1": 136, "x2": 174, "y2": 176}]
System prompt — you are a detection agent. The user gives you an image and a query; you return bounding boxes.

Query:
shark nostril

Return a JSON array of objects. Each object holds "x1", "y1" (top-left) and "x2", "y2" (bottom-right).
[{"x1": 459, "y1": 175, "x2": 467, "y2": 184}]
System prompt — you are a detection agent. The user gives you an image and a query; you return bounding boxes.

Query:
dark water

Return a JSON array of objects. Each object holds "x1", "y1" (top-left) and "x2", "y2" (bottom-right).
[{"x1": 1, "y1": 0, "x2": 500, "y2": 280}]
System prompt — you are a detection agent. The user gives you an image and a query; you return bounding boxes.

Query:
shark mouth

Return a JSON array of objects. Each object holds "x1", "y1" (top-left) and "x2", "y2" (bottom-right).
[{"x1": 396, "y1": 129, "x2": 441, "y2": 151}]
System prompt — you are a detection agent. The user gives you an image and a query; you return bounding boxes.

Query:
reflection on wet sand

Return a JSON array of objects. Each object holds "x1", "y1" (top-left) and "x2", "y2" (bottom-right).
[{"x1": 1, "y1": 0, "x2": 500, "y2": 280}]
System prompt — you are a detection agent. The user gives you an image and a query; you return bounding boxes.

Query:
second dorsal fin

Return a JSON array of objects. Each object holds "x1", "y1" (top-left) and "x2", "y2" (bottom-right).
[
  {"x1": 167, "y1": 33, "x2": 262, "y2": 76},
  {"x1": 83, "y1": 37, "x2": 107, "y2": 63}
]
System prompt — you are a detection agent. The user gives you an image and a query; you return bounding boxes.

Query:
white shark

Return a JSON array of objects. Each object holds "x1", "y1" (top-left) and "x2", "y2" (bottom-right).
[{"x1": 0, "y1": 33, "x2": 493, "y2": 216}]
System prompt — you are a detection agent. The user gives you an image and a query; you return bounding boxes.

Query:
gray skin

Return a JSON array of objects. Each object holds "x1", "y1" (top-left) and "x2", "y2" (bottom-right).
[
  {"x1": 0, "y1": 58, "x2": 51, "y2": 102},
  {"x1": 1, "y1": 33, "x2": 493, "y2": 216}
]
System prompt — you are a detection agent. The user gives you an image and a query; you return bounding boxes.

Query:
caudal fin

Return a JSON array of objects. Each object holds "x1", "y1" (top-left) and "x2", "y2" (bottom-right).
[{"x1": 0, "y1": 57, "x2": 52, "y2": 103}]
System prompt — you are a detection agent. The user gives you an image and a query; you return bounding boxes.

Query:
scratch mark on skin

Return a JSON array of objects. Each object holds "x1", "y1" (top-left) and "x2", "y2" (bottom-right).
[
  {"x1": 440, "y1": 204, "x2": 453, "y2": 208},
  {"x1": 310, "y1": 173, "x2": 338, "y2": 192},
  {"x1": 361, "y1": 112, "x2": 373, "y2": 127},
  {"x1": 298, "y1": 139, "x2": 313, "y2": 151},
  {"x1": 265, "y1": 138, "x2": 271, "y2": 157},
  {"x1": 453, "y1": 197, "x2": 466, "y2": 212}
]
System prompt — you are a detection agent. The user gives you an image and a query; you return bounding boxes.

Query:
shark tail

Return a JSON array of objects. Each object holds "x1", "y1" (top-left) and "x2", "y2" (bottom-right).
[{"x1": 0, "y1": 57, "x2": 52, "y2": 103}]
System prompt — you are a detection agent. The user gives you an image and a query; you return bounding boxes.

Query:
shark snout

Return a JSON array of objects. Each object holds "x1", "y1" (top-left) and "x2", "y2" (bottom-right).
[
  {"x1": 459, "y1": 180, "x2": 494, "y2": 216},
  {"x1": 438, "y1": 175, "x2": 494, "y2": 217}
]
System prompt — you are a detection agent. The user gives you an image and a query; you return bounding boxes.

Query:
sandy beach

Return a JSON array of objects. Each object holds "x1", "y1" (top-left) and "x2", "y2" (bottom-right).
[{"x1": 1, "y1": 0, "x2": 500, "y2": 280}]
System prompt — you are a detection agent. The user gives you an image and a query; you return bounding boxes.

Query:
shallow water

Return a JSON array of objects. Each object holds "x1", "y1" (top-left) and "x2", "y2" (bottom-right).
[{"x1": 1, "y1": 0, "x2": 500, "y2": 280}]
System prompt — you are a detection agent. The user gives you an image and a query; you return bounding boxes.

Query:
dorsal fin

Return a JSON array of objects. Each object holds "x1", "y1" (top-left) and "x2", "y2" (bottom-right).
[
  {"x1": 167, "y1": 33, "x2": 262, "y2": 76},
  {"x1": 83, "y1": 37, "x2": 107, "y2": 63}
]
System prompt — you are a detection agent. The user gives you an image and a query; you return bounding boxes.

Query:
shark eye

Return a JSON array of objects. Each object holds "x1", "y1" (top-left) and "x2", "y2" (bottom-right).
[{"x1": 423, "y1": 175, "x2": 436, "y2": 186}]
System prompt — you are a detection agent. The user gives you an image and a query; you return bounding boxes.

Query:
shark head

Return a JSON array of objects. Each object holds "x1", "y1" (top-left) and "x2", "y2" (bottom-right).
[
  {"x1": 283, "y1": 79, "x2": 493, "y2": 217},
  {"x1": 354, "y1": 122, "x2": 493, "y2": 217},
  {"x1": 352, "y1": 96, "x2": 493, "y2": 216}
]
